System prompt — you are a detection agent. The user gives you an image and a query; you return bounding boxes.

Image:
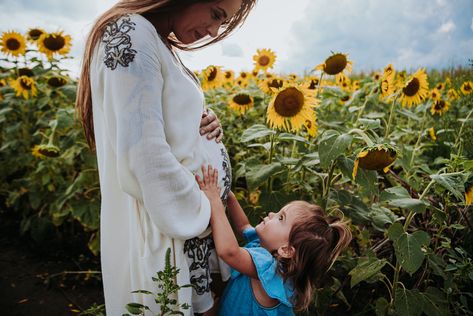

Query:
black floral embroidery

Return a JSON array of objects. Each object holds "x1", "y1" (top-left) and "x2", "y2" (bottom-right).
[
  {"x1": 102, "y1": 15, "x2": 137, "y2": 70},
  {"x1": 184, "y1": 236, "x2": 215, "y2": 295},
  {"x1": 220, "y1": 148, "x2": 232, "y2": 206}
]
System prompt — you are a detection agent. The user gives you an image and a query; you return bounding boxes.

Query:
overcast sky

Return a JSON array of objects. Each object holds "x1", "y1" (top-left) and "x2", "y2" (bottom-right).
[{"x1": 1, "y1": 0, "x2": 472, "y2": 78}]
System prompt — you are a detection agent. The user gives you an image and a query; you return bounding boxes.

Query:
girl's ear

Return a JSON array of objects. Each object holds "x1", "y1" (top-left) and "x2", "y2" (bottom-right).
[{"x1": 277, "y1": 245, "x2": 295, "y2": 258}]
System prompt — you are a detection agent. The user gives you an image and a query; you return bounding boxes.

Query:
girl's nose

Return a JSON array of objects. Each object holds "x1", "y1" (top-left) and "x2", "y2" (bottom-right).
[{"x1": 268, "y1": 212, "x2": 275, "y2": 218}]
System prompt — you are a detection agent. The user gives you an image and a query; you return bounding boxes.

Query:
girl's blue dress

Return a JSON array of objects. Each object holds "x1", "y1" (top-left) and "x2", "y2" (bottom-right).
[{"x1": 218, "y1": 227, "x2": 294, "y2": 315}]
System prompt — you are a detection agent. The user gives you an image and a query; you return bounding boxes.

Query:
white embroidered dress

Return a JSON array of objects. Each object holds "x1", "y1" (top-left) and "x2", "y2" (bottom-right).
[{"x1": 90, "y1": 14, "x2": 230, "y2": 316}]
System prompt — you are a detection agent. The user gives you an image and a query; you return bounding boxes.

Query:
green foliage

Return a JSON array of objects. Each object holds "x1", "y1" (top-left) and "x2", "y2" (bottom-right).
[{"x1": 124, "y1": 248, "x2": 191, "y2": 316}]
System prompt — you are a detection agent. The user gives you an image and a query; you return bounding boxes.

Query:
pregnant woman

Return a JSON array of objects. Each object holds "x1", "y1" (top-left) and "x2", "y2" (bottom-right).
[{"x1": 75, "y1": 0, "x2": 256, "y2": 315}]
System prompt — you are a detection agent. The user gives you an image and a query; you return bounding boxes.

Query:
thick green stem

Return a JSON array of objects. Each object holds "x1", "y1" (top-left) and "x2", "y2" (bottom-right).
[
  {"x1": 406, "y1": 109, "x2": 428, "y2": 180},
  {"x1": 267, "y1": 133, "x2": 275, "y2": 193},
  {"x1": 323, "y1": 161, "x2": 336, "y2": 210}
]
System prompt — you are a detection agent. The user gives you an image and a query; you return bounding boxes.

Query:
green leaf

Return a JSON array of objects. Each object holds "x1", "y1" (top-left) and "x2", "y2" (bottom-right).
[
  {"x1": 375, "y1": 297, "x2": 389, "y2": 316},
  {"x1": 126, "y1": 303, "x2": 147, "y2": 315},
  {"x1": 318, "y1": 131, "x2": 353, "y2": 168},
  {"x1": 388, "y1": 223, "x2": 430, "y2": 274},
  {"x1": 430, "y1": 173, "x2": 465, "y2": 202},
  {"x1": 349, "y1": 257, "x2": 387, "y2": 287},
  {"x1": 381, "y1": 186, "x2": 428, "y2": 213},
  {"x1": 394, "y1": 288, "x2": 423, "y2": 316},
  {"x1": 277, "y1": 132, "x2": 309, "y2": 143},
  {"x1": 240, "y1": 124, "x2": 276, "y2": 143},
  {"x1": 369, "y1": 204, "x2": 398, "y2": 232},
  {"x1": 245, "y1": 162, "x2": 283, "y2": 189},
  {"x1": 419, "y1": 287, "x2": 448, "y2": 316},
  {"x1": 387, "y1": 198, "x2": 429, "y2": 213}
]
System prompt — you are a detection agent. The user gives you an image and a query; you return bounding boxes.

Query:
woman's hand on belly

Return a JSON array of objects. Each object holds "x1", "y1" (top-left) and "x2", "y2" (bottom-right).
[{"x1": 200, "y1": 108, "x2": 223, "y2": 143}]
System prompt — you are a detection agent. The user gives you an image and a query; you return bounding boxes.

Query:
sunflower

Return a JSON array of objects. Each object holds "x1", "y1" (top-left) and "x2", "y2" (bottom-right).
[
  {"x1": 430, "y1": 99, "x2": 449, "y2": 116},
  {"x1": 47, "y1": 75, "x2": 68, "y2": 88},
  {"x1": 428, "y1": 127, "x2": 436, "y2": 141},
  {"x1": 337, "y1": 73, "x2": 352, "y2": 91},
  {"x1": 352, "y1": 144, "x2": 397, "y2": 179},
  {"x1": 249, "y1": 189, "x2": 261, "y2": 205},
  {"x1": 460, "y1": 81, "x2": 472, "y2": 95},
  {"x1": 37, "y1": 31, "x2": 72, "y2": 59},
  {"x1": 9, "y1": 75, "x2": 37, "y2": 99},
  {"x1": 287, "y1": 73, "x2": 299, "y2": 82},
  {"x1": 266, "y1": 83, "x2": 319, "y2": 133},
  {"x1": 0, "y1": 79, "x2": 6, "y2": 87},
  {"x1": 340, "y1": 94, "x2": 352, "y2": 104},
  {"x1": 0, "y1": 31, "x2": 26, "y2": 57},
  {"x1": 201, "y1": 65, "x2": 224, "y2": 91},
  {"x1": 380, "y1": 75, "x2": 396, "y2": 101},
  {"x1": 252, "y1": 48, "x2": 276, "y2": 73},
  {"x1": 32, "y1": 144, "x2": 60, "y2": 158},
  {"x1": 399, "y1": 68, "x2": 429, "y2": 107},
  {"x1": 447, "y1": 88, "x2": 459, "y2": 101},
  {"x1": 259, "y1": 77, "x2": 284, "y2": 94},
  {"x1": 465, "y1": 174, "x2": 473, "y2": 206},
  {"x1": 26, "y1": 28, "x2": 45, "y2": 42},
  {"x1": 383, "y1": 64, "x2": 396, "y2": 80},
  {"x1": 235, "y1": 77, "x2": 249, "y2": 88},
  {"x1": 372, "y1": 72, "x2": 382, "y2": 81},
  {"x1": 229, "y1": 92, "x2": 254, "y2": 114},
  {"x1": 222, "y1": 69, "x2": 234, "y2": 84},
  {"x1": 304, "y1": 77, "x2": 320, "y2": 90},
  {"x1": 303, "y1": 119, "x2": 318, "y2": 137},
  {"x1": 429, "y1": 88, "x2": 441, "y2": 101},
  {"x1": 435, "y1": 82, "x2": 445, "y2": 91},
  {"x1": 315, "y1": 53, "x2": 353, "y2": 79}
]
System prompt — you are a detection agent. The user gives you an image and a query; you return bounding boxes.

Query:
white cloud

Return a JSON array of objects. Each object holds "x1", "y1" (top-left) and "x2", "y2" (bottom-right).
[
  {"x1": 221, "y1": 42, "x2": 244, "y2": 57},
  {"x1": 438, "y1": 21, "x2": 455, "y2": 34}
]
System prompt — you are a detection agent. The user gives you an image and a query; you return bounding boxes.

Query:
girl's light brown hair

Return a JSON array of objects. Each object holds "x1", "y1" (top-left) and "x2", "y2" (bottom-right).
[
  {"x1": 278, "y1": 201, "x2": 352, "y2": 311},
  {"x1": 75, "y1": 0, "x2": 256, "y2": 150}
]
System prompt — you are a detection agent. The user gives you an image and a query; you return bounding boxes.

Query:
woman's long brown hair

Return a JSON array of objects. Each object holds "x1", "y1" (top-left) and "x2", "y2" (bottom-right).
[
  {"x1": 75, "y1": 0, "x2": 256, "y2": 150},
  {"x1": 278, "y1": 201, "x2": 353, "y2": 311}
]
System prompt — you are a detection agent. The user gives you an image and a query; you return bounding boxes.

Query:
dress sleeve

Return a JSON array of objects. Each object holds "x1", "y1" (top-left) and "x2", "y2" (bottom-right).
[
  {"x1": 245, "y1": 247, "x2": 294, "y2": 307},
  {"x1": 100, "y1": 16, "x2": 210, "y2": 240}
]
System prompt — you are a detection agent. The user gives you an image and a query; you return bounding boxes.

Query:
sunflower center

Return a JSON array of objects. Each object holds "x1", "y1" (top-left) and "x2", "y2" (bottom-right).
[
  {"x1": 29, "y1": 29, "x2": 43, "y2": 40},
  {"x1": 241, "y1": 72, "x2": 247, "y2": 79},
  {"x1": 434, "y1": 100, "x2": 445, "y2": 110},
  {"x1": 268, "y1": 79, "x2": 283, "y2": 90},
  {"x1": 274, "y1": 87, "x2": 304, "y2": 117},
  {"x1": 20, "y1": 78, "x2": 32, "y2": 90},
  {"x1": 258, "y1": 55, "x2": 270, "y2": 66},
  {"x1": 48, "y1": 77, "x2": 67, "y2": 87},
  {"x1": 224, "y1": 71, "x2": 232, "y2": 79},
  {"x1": 308, "y1": 79, "x2": 319, "y2": 90},
  {"x1": 233, "y1": 94, "x2": 251, "y2": 105},
  {"x1": 207, "y1": 67, "x2": 217, "y2": 81},
  {"x1": 465, "y1": 84, "x2": 472, "y2": 92},
  {"x1": 6, "y1": 38, "x2": 21, "y2": 50},
  {"x1": 403, "y1": 78, "x2": 420, "y2": 97},
  {"x1": 19, "y1": 68, "x2": 34, "y2": 77},
  {"x1": 43, "y1": 35, "x2": 66, "y2": 51},
  {"x1": 325, "y1": 54, "x2": 347, "y2": 75}
]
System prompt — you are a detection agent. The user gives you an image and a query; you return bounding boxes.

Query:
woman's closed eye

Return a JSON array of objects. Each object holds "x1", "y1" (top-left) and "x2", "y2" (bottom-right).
[
  {"x1": 212, "y1": 9, "x2": 222, "y2": 21},
  {"x1": 278, "y1": 214, "x2": 284, "y2": 221}
]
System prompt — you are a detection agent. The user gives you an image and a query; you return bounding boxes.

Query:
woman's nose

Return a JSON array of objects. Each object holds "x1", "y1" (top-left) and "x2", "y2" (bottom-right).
[
  {"x1": 268, "y1": 212, "x2": 275, "y2": 218},
  {"x1": 207, "y1": 23, "x2": 220, "y2": 38}
]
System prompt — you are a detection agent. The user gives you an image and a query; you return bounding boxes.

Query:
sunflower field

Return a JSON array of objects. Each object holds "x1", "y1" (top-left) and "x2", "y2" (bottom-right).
[{"x1": 1, "y1": 29, "x2": 473, "y2": 316}]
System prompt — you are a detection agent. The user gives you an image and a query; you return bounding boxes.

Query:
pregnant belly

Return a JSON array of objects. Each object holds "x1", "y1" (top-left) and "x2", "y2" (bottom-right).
[{"x1": 200, "y1": 135, "x2": 232, "y2": 204}]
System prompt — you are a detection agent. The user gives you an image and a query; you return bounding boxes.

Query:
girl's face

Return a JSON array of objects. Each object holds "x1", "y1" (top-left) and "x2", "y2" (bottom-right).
[
  {"x1": 172, "y1": 0, "x2": 243, "y2": 44},
  {"x1": 255, "y1": 204, "x2": 305, "y2": 253}
]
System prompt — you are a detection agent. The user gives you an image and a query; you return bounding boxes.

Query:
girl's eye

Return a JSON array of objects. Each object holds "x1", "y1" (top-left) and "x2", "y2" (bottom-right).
[{"x1": 279, "y1": 215, "x2": 283, "y2": 221}]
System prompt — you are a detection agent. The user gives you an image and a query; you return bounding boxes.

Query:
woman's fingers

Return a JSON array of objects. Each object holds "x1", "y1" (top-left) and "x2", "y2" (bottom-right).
[{"x1": 200, "y1": 111, "x2": 216, "y2": 129}]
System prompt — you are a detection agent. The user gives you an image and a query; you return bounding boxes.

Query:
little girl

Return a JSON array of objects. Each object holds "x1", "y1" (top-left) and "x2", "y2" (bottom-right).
[{"x1": 196, "y1": 165, "x2": 352, "y2": 315}]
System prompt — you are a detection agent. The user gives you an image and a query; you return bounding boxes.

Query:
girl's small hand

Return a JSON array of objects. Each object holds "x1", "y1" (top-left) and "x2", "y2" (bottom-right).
[
  {"x1": 200, "y1": 108, "x2": 223, "y2": 143},
  {"x1": 196, "y1": 165, "x2": 221, "y2": 202}
]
